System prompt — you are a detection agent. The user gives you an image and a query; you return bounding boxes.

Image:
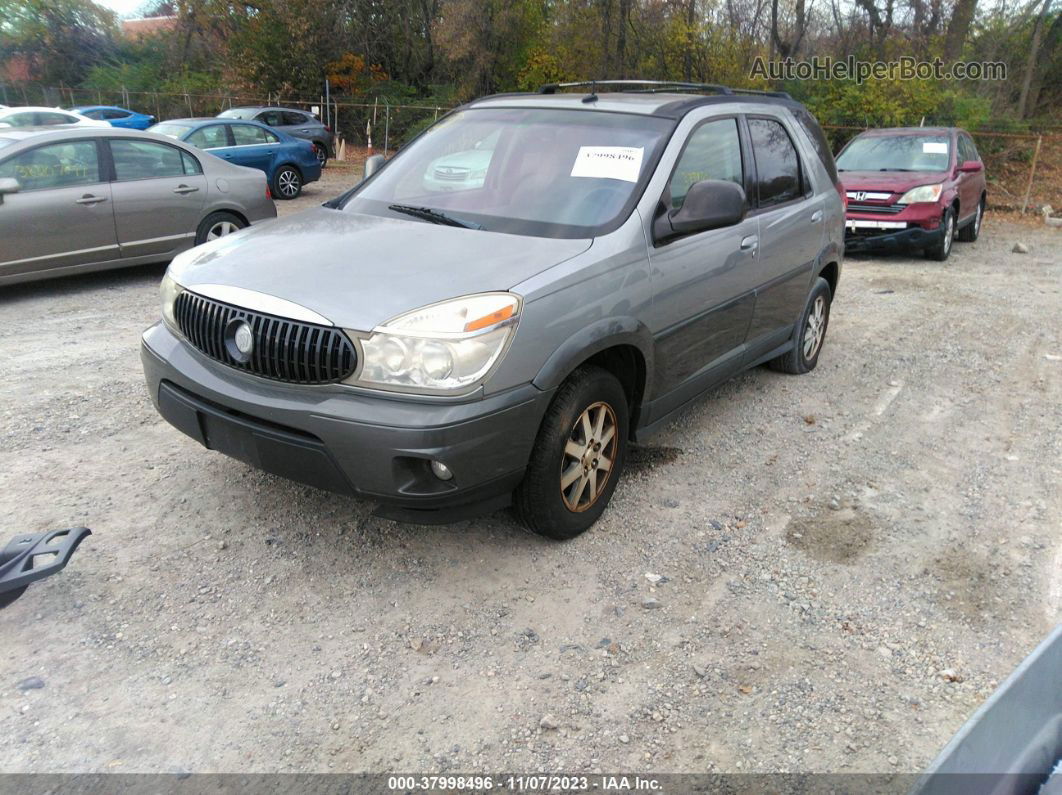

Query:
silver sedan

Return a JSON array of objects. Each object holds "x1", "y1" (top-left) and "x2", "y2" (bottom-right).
[{"x1": 0, "y1": 126, "x2": 276, "y2": 286}]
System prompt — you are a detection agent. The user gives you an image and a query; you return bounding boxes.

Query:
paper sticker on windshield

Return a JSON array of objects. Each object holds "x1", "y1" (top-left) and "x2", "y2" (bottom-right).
[
  {"x1": 922, "y1": 142, "x2": 948, "y2": 154},
  {"x1": 570, "y1": 146, "x2": 644, "y2": 182}
]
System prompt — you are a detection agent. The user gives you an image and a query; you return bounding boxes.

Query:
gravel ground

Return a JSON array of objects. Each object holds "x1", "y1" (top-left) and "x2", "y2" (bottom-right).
[{"x1": 0, "y1": 177, "x2": 1059, "y2": 775}]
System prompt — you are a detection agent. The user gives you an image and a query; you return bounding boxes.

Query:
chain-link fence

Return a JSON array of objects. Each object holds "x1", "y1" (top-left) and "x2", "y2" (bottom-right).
[{"x1": 0, "y1": 84, "x2": 453, "y2": 154}]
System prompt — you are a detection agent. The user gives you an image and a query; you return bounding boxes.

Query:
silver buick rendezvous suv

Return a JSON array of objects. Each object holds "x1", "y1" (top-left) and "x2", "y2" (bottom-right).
[{"x1": 141, "y1": 80, "x2": 845, "y2": 539}]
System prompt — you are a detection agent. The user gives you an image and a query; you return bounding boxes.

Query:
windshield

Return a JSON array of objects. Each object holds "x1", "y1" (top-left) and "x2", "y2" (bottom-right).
[
  {"x1": 836, "y1": 134, "x2": 951, "y2": 172},
  {"x1": 150, "y1": 122, "x2": 192, "y2": 139},
  {"x1": 344, "y1": 107, "x2": 674, "y2": 238},
  {"x1": 218, "y1": 109, "x2": 255, "y2": 119}
]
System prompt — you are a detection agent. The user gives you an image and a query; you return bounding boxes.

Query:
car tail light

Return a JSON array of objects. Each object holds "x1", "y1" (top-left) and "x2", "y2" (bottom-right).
[
  {"x1": 325, "y1": 125, "x2": 332, "y2": 134},
  {"x1": 835, "y1": 181, "x2": 847, "y2": 211},
  {"x1": 266, "y1": 186, "x2": 272, "y2": 200}
]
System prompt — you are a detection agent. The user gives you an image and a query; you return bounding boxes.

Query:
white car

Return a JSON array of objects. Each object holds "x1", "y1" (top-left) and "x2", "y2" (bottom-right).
[{"x1": 0, "y1": 107, "x2": 109, "y2": 129}]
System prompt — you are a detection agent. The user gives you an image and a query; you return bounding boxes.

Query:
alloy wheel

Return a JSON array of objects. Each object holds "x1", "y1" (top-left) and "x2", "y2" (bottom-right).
[
  {"x1": 207, "y1": 220, "x2": 239, "y2": 241},
  {"x1": 314, "y1": 144, "x2": 327, "y2": 165},
  {"x1": 277, "y1": 169, "x2": 300, "y2": 198},
  {"x1": 560, "y1": 401, "x2": 618, "y2": 512},
  {"x1": 943, "y1": 213, "x2": 954, "y2": 255},
  {"x1": 803, "y1": 295, "x2": 827, "y2": 360}
]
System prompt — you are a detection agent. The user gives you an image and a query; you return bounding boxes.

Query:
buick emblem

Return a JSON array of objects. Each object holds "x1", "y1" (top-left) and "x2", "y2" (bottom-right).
[
  {"x1": 234, "y1": 322, "x2": 254, "y2": 354},
  {"x1": 224, "y1": 318, "x2": 255, "y2": 363}
]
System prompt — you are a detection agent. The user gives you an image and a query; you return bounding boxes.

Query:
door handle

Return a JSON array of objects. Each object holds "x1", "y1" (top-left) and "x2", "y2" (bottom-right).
[
  {"x1": 740, "y1": 235, "x2": 758, "y2": 252},
  {"x1": 76, "y1": 194, "x2": 107, "y2": 205},
  {"x1": 811, "y1": 210, "x2": 823, "y2": 223},
  {"x1": 173, "y1": 185, "x2": 199, "y2": 195},
  {"x1": 299, "y1": 129, "x2": 311, "y2": 133}
]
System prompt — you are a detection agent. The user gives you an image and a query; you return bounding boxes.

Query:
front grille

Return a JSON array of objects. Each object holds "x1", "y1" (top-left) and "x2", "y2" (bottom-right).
[
  {"x1": 848, "y1": 202, "x2": 907, "y2": 214},
  {"x1": 433, "y1": 167, "x2": 470, "y2": 181},
  {"x1": 174, "y1": 291, "x2": 356, "y2": 384}
]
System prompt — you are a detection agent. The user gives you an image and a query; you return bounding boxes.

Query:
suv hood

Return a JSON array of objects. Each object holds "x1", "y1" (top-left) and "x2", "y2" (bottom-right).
[
  {"x1": 840, "y1": 170, "x2": 946, "y2": 195},
  {"x1": 169, "y1": 207, "x2": 592, "y2": 330}
]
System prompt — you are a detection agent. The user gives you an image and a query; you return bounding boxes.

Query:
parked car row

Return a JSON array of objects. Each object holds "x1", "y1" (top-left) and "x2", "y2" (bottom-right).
[
  {"x1": 0, "y1": 103, "x2": 330, "y2": 196},
  {"x1": 0, "y1": 82, "x2": 990, "y2": 541}
]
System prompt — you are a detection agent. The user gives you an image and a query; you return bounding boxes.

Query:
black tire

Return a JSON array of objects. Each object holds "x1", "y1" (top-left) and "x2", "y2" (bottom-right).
[
  {"x1": 312, "y1": 142, "x2": 329, "y2": 169},
  {"x1": 924, "y1": 207, "x2": 955, "y2": 261},
  {"x1": 514, "y1": 365, "x2": 629, "y2": 540},
  {"x1": 769, "y1": 277, "x2": 832, "y2": 375},
  {"x1": 194, "y1": 211, "x2": 246, "y2": 246},
  {"x1": 272, "y1": 165, "x2": 302, "y2": 200},
  {"x1": 956, "y1": 197, "x2": 984, "y2": 242}
]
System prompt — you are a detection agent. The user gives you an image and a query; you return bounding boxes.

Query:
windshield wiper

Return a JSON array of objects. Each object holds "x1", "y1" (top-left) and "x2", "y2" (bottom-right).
[{"x1": 388, "y1": 204, "x2": 481, "y2": 230}]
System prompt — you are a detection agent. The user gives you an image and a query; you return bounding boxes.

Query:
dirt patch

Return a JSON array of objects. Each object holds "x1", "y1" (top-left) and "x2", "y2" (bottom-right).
[{"x1": 786, "y1": 508, "x2": 876, "y2": 564}]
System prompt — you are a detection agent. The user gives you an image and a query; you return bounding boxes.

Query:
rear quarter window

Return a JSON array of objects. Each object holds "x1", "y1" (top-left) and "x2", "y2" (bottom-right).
[{"x1": 789, "y1": 106, "x2": 838, "y2": 184}]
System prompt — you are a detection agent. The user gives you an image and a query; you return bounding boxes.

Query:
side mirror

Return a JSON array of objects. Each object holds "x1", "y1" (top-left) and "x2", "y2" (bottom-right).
[
  {"x1": 958, "y1": 160, "x2": 983, "y2": 173},
  {"x1": 0, "y1": 177, "x2": 19, "y2": 206},
  {"x1": 363, "y1": 154, "x2": 385, "y2": 180},
  {"x1": 654, "y1": 180, "x2": 747, "y2": 242}
]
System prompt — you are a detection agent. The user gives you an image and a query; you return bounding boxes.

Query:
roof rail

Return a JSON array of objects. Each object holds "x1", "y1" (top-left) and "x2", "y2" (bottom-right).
[{"x1": 538, "y1": 80, "x2": 791, "y2": 100}]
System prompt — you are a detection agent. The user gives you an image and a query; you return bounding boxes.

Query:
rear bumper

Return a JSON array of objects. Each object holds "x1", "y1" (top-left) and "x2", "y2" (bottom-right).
[
  {"x1": 844, "y1": 224, "x2": 943, "y2": 253},
  {"x1": 141, "y1": 323, "x2": 552, "y2": 519}
]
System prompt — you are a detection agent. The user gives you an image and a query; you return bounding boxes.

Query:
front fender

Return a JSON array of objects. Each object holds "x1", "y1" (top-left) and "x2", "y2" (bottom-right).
[{"x1": 532, "y1": 315, "x2": 655, "y2": 397}]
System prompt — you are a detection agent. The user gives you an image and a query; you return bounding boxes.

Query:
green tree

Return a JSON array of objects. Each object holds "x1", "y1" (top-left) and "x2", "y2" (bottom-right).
[{"x1": 0, "y1": 0, "x2": 118, "y2": 85}]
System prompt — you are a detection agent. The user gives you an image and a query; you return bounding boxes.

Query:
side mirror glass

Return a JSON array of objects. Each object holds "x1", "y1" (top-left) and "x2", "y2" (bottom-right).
[
  {"x1": 363, "y1": 154, "x2": 385, "y2": 180},
  {"x1": 654, "y1": 180, "x2": 747, "y2": 242},
  {"x1": 958, "y1": 159, "x2": 983, "y2": 173},
  {"x1": 0, "y1": 177, "x2": 19, "y2": 205}
]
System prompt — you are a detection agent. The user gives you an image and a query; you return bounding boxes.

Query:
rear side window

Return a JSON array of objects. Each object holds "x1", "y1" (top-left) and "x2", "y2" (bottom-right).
[
  {"x1": 789, "y1": 105, "x2": 838, "y2": 184},
  {"x1": 111, "y1": 139, "x2": 186, "y2": 180},
  {"x1": 187, "y1": 125, "x2": 229, "y2": 149},
  {"x1": 181, "y1": 151, "x2": 202, "y2": 175},
  {"x1": 256, "y1": 111, "x2": 284, "y2": 127},
  {"x1": 0, "y1": 141, "x2": 100, "y2": 190},
  {"x1": 232, "y1": 124, "x2": 271, "y2": 146},
  {"x1": 103, "y1": 109, "x2": 130, "y2": 120},
  {"x1": 38, "y1": 112, "x2": 78, "y2": 126},
  {"x1": 669, "y1": 118, "x2": 743, "y2": 209},
  {"x1": 748, "y1": 117, "x2": 802, "y2": 207}
]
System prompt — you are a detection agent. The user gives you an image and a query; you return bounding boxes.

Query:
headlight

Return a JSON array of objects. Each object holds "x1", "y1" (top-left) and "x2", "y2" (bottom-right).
[
  {"x1": 351, "y1": 293, "x2": 521, "y2": 393},
  {"x1": 898, "y1": 183, "x2": 943, "y2": 204},
  {"x1": 160, "y1": 273, "x2": 183, "y2": 329}
]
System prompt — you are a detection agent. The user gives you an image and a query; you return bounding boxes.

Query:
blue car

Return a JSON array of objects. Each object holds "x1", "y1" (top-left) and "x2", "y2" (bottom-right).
[
  {"x1": 72, "y1": 105, "x2": 157, "y2": 130},
  {"x1": 149, "y1": 118, "x2": 321, "y2": 199}
]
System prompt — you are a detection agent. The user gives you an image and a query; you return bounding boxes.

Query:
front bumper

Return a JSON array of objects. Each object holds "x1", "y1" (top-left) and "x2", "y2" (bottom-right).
[
  {"x1": 141, "y1": 323, "x2": 552, "y2": 520},
  {"x1": 844, "y1": 223, "x2": 943, "y2": 254}
]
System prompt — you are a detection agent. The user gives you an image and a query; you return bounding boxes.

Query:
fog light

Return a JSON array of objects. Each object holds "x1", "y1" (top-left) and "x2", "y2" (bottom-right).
[{"x1": 430, "y1": 460, "x2": 453, "y2": 481}]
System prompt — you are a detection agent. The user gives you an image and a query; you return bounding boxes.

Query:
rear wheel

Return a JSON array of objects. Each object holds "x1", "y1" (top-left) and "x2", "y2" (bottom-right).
[
  {"x1": 272, "y1": 165, "x2": 302, "y2": 200},
  {"x1": 514, "y1": 366, "x2": 628, "y2": 540},
  {"x1": 924, "y1": 208, "x2": 955, "y2": 261},
  {"x1": 957, "y1": 198, "x2": 984, "y2": 242},
  {"x1": 769, "y1": 277, "x2": 832, "y2": 375},
  {"x1": 312, "y1": 143, "x2": 328, "y2": 169},
  {"x1": 194, "y1": 211, "x2": 246, "y2": 245}
]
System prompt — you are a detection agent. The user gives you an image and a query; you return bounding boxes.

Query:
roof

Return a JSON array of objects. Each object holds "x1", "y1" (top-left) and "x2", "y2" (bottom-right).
[
  {"x1": 72, "y1": 105, "x2": 135, "y2": 113},
  {"x1": 467, "y1": 90, "x2": 801, "y2": 119},
  {"x1": 0, "y1": 126, "x2": 177, "y2": 145},
  {"x1": 855, "y1": 126, "x2": 957, "y2": 136},
  {"x1": 155, "y1": 117, "x2": 223, "y2": 126}
]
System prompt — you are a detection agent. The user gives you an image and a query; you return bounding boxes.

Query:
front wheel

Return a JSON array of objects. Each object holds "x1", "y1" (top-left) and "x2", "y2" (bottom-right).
[
  {"x1": 769, "y1": 276, "x2": 832, "y2": 375},
  {"x1": 272, "y1": 165, "x2": 302, "y2": 200},
  {"x1": 514, "y1": 366, "x2": 628, "y2": 540},
  {"x1": 924, "y1": 208, "x2": 955, "y2": 261}
]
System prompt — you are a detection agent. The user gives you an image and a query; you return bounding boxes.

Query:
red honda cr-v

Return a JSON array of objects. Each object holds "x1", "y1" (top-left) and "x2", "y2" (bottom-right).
[{"x1": 836, "y1": 127, "x2": 986, "y2": 261}]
